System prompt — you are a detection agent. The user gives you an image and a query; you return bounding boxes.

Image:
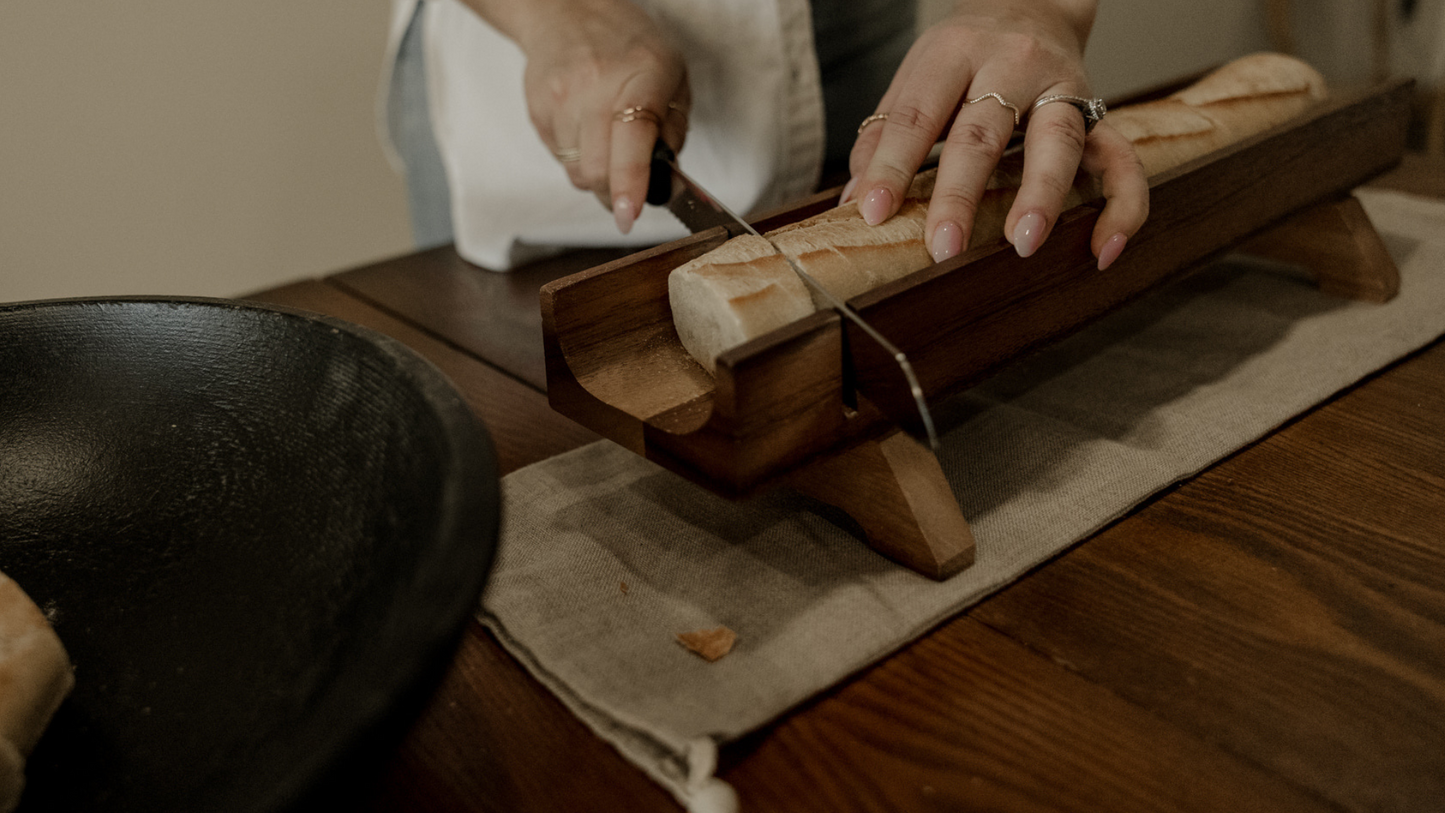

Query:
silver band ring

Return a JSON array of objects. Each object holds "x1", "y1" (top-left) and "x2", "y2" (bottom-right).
[
  {"x1": 615, "y1": 105, "x2": 663, "y2": 125},
  {"x1": 857, "y1": 112, "x2": 889, "y2": 134},
  {"x1": 554, "y1": 147, "x2": 582, "y2": 163},
  {"x1": 965, "y1": 93, "x2": 1021, "y2": 128},
  {"x1": 1031, "y1": 95, "x2": 1108, "y2": 133}
]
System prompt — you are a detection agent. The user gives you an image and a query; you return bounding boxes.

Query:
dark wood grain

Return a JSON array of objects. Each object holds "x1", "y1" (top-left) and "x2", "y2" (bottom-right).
[
  {"x1": 788, "y1": 431, "x2": 975, "y2": 579},
  {"x1": 1235, "y1": 194, "x2": 1399, "y2": 302},
  {"x1": 1373, "y1": 150, "x2": 1445, "y2": 198},
  {"x1": 333, "y1": 245, "x2": 633, "y2": 391},
  {"x1": 362, "y1": 624, "x2": 678, "y2": 813},
  {"x1": 970, "y1": 339, "x2": 1445, "y2": 813},
  {"x1": 723, "y1": 619, "x2": 1334, "y2": 813},
  {"x1": 540, "y1": 231, "x2": 724, "y2": 452},
  {"x1": 246, "y1": 279, "x2": 598, "y2": 474}
]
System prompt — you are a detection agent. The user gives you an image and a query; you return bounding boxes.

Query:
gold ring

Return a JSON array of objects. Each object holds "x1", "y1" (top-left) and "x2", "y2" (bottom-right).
[
  {"x1": 964, "y1": 93, "x2": 1021, "y2": 128},
  {"x1": 666, "y1": 101, "x2": 689, "y2": 118},
  {"x1": 554, "y1": 147, "x2": 582, "y2": 163},
  {"x1": 614, "y1": 105, "x2": 662, "y2": 125},
  {"x1": 857, "y1": 112, "x2": 888, "y2": 134}
]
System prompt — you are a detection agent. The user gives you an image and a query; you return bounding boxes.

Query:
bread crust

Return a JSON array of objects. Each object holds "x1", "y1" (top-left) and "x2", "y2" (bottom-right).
[{"x1": 668, "y1": 52, "x2": 1329, "y2": 371}]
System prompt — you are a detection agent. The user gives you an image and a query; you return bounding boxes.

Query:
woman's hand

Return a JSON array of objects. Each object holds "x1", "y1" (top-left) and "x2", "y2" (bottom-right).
[
  {"x1": 844, "y1": 0, "x2": 1148, "y2": 270},
  {"x1": 463, "y1": 0, "x2": 690, "y2": 234}
]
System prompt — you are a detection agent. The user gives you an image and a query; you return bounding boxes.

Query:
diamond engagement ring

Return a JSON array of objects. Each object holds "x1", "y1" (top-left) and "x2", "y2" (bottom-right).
[{"x1": 1031, "y1": 95, "x2": 1108, "y2": 132}]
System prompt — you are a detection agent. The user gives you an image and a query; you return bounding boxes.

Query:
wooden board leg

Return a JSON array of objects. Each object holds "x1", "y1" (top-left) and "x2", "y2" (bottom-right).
[
  {"x1": 787, "y1": 432, "x2": 975, "y2": 580},
  {"x1": 1236, "y1": 193, "x2": 1400, "y2": 303}
]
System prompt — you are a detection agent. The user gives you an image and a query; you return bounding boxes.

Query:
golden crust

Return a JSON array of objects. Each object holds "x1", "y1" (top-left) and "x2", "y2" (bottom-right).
[{"x1": 668, "y1": 53, "x2": 1330, "y2": 370}]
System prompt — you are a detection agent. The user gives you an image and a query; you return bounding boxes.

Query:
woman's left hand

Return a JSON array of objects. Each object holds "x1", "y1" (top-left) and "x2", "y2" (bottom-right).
[{"x1": 844, "y1": 0, "x2": 1148, "y2": 270}]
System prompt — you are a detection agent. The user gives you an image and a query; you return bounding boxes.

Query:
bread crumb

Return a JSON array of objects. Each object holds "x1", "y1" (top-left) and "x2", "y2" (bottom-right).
[{"x1": 676, "y1": 626, "x2": 737, "y2": 662}]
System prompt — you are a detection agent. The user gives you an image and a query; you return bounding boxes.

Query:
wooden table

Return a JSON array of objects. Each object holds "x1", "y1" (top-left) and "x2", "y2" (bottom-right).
[{"x1": 246, "y1": 154, "x2": 1445, "y2": 813}]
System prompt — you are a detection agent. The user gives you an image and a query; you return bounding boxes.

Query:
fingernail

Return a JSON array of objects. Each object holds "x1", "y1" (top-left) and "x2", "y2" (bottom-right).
[
  {"x1": 1097, "y1": 232, "x2": 1128, "y2": 270},
  {"x1": 1012, "y1": 211, "x2": 1047, "y2": 258},
  {"x1": 839, "y1": 177, "x2": 859, "y2": 205},
  {"x1": 614, "y1": 195, "x2": 636, "y2": 234},
  {"x1": 859, "y1": 187, "x2": 892, "y2": 226},
  {"x1": 930, "y1": 221, "x2": 963, "y2": 263}
]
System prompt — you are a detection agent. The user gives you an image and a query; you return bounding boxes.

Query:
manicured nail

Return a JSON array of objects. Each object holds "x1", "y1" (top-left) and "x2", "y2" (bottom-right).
[
  {"x1": 1012, "y1": 211, "x2": 1047, "y2": 258},
  {"x1": 1097, "y1": 232, "x2": 1128, "y2": 270},
  {"x1": 839, "y1": 177, "x2": 859, "y2": 205},
  {"x1": 859, "y1": 187, "x2": 892, "y2": 226},
  {"x1": 930, "y1": 221, "x2": 963, "y2": 263},
  {"x1": 613, "y1": 195, "x2": 636, "y2": 234}
]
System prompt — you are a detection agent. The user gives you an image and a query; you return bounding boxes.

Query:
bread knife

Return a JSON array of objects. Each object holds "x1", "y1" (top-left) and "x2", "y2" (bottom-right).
[{"x1": 647, "y1": 141, "x2": 940, "y2": 450}]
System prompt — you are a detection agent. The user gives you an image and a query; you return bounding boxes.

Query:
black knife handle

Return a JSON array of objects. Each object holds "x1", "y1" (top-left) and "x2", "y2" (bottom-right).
[{"x1": 646, "y1": 140, "x2": 676, "y2": 207}]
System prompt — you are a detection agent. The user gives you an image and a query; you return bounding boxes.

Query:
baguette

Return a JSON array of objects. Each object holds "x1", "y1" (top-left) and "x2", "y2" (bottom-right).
[
  {"x1": 669, "y1": 52, "x2": 1327, "y2": 372},
  {"x1": 0, "y1": 571, "x2": 74, "y2": 813}
]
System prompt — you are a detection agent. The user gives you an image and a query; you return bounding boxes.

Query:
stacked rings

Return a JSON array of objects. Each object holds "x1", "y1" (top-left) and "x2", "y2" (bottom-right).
[
  {"x1": 554, "y1": 147, "x2": 582, "y2": 163},
  {"x1": 859, "y1": 93, "x2": 1025, "y2": 132},
  {"x1": 613, "y1": 102, "x2": 688, "y2": 125},
  {"x1": 1031, "y1": 95, "x2": 1108, "y2": 132},
  {"x1": 858, "y1": 92, "x2": 1109, "y2": 138},
  {"x1": 614, "y1": 105, "x2": 662, "y2": 125}
]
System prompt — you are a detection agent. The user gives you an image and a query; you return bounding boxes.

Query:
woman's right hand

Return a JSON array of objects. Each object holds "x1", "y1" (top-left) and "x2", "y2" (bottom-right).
[{"x1": 462, "y1": 0, "x2": 690, "y2": 234}]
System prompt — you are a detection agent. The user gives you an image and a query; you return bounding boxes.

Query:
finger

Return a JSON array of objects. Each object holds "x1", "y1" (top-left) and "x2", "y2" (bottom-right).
[
  {"x1": 1079, "y1": 121, "x2": 1149, "y2": 269},
  {"x1": 1002, "y1": 94, "x2": 1090, "y2": 260},
  {"x1": 844, "y1": 38, "x2": 932, "y2": 190},
  {"x1": 852, "y1": 50, "x2": 973, "y2": 226},
  {"x1": 608, "y1": 64, "x2": 687, "y2": 234},
  {"x1": 608, "y1": 106, "x2": 662, "y2": 234},
  {"x1": 842, "y1": 111, "x2": 888, "y2": 204},
  {"x1": 922, "y1": 84, "x2": 1020, "y2": 263},
  {"x1": 570, "y1": 99, "x2": 613, "y2": 196},
  {"x1": 660, "y1": 80, "x2": 691, "y2": 155}
]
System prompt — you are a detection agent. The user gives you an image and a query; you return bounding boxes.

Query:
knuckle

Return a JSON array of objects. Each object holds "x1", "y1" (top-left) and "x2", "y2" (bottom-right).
[
  {"x1": 872, "y1": 165, "x2": 915, "y2": 195},
  {"x1": 946, "y1": 121, "x2": 1010, "y2": 158},
  {"x1": 575, "y1": 164, "x2": 606, "y2": 191},
  {"x1": 886, "y1": 104, "x2": 946, "y2": 138},
  {"x1": 625, "y1": 45, "x2": 668, "y2": 76},
  {"x1": 1032, "y1": 114, "x2": 1088, "y2": 157},
  {"x1": 530, "y1": 114, "x2": 553, "y2": 143},
  {"x1": 1029, "y1": 169, "x2": 1075, "y2": 203},
  {"x1": 928, "y1": 187, "x2": 982, "y2": 222},
  {"x1": 1009, "y1": 34, "x2": 1054, "y2": 67}
]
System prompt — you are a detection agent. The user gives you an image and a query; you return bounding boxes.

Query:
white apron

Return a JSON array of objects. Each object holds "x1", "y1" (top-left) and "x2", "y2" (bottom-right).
[{"x1": 383, "y1": 0, "x2": 826, "y2": 270}]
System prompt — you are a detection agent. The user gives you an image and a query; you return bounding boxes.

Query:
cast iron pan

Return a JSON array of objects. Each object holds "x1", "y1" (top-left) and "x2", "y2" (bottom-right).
[{"x1": 0, "y1": 297, "x2": 500, "y2": 812}]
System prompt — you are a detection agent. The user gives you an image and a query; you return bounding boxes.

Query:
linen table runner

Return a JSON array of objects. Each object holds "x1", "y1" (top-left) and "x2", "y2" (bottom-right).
[{"x1": 480, "y1": 189, "x2": 1445, "y2": 812}]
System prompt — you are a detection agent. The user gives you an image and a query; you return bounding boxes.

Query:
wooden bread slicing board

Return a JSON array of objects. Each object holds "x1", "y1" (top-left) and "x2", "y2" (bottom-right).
[{"x1": 540, "y1": 77, "x2": 1411, "y2": 578}]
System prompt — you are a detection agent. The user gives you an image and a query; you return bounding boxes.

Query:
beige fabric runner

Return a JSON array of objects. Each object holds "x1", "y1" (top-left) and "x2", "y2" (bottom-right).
[{"x1": 478, "y1": 189, "x2": 1445, "y2": 812}]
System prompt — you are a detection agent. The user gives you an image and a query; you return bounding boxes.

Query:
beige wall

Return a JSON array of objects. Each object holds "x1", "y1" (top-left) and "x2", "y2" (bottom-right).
[
  {"x1": 919, "y1": 0, "x2": 1273, "y2": 97},
  {"x1": 3, "y1": 1, "x2": 1401, "y2": 306},
  {"x1": 0, "y1": 0, "x2": 412, "y2": 304}
]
